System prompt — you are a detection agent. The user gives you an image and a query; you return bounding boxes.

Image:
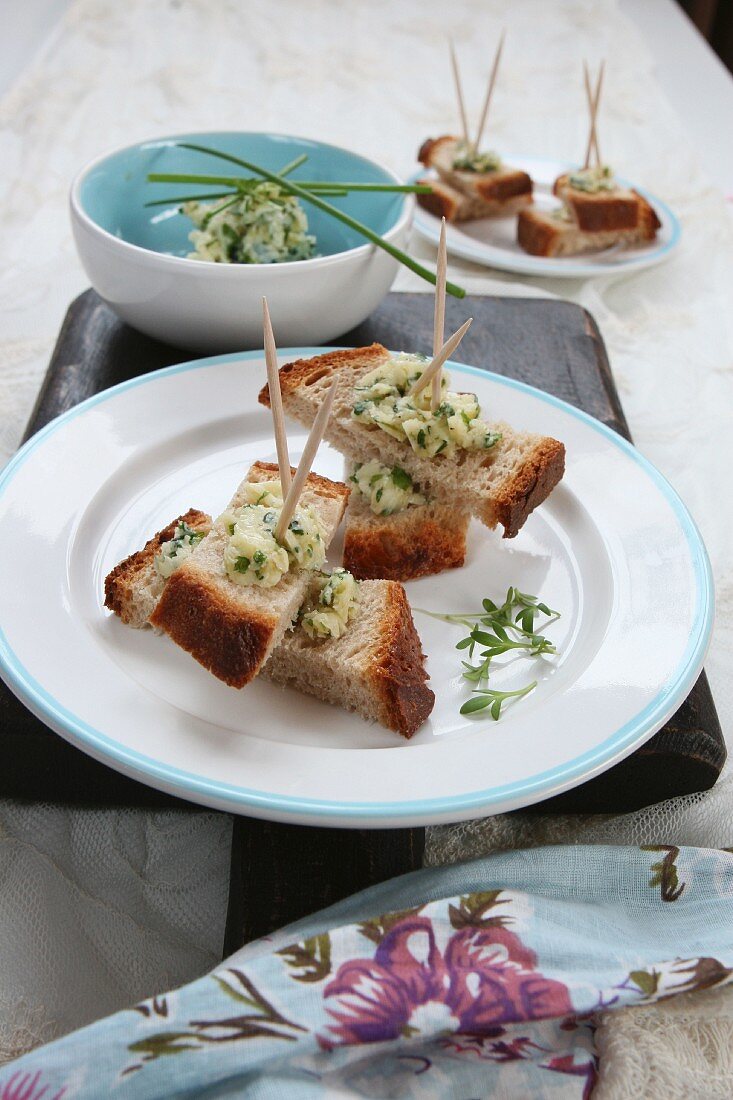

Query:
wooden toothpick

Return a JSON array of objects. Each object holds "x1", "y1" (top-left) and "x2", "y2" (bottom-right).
[
  {"x1": 274, "y1": 380, "x2": 336, "y2": 542},
  {"x1": 449, "y1": 38, "x2": 471, "y2": 147},
  {"x1": 474, "y1": 29, "x2": 506, "y2": 153},
  {"x1": 408, "y1": 317, "x2": 473, "y2": 400},
  {"x1": 431, "y1": 217, "x2": 447, "y2": 411},
  {"x1": 262, "y1": 298, "x2": 291, "y2": 496},
  {"x1": 583, "y1": 60, "x2": 605, "y2": 169}
]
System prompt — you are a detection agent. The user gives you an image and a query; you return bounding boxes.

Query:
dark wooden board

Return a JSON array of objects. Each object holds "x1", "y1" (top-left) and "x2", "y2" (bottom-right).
[{"x1": 1, "y1": 289, "x2": 724, "y2": 954}]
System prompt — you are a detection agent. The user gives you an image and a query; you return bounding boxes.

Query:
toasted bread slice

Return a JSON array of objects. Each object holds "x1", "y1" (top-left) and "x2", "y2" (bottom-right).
[
  {"x1": 416, "y1": 177, "x2": 472, "y2": 223},
  {"x1": 553, "y1": 174, "x2": 661, "y2": 235},
  {"x1": 105, "y1": 514, "x2": 434, "y2": 738},
  {"x1": 104, "y1": 509, "x2": 211, "y2": 628},
  {"x1": 149, "y1": 462, "x2": 349, "y2": 687},
  {"x1": 259, "y1": 347, "x2": 564, "y2": 537},
  {"x1": 416, "y1": 176, "x2": 529, "y2": 224},
  {"x1": 517, "y1": 205, "x2": 659, "y2": 258},
  {"x1": 343, "y1": 464, "x2": 470, "y2": 581},
  {"x1": 263, "y1": 578, "x2": 433, "y2": 738},
  {"x1": 419, "y1": 136, "x2": 532, "y2": 218}
]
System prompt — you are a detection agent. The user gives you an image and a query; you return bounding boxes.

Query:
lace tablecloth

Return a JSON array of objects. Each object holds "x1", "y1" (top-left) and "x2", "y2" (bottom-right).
[{"x1": 0, "y1": 0, "x2": 731, "y2": 1092}]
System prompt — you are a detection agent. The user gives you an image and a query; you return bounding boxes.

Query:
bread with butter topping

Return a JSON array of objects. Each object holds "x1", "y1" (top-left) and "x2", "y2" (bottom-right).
[
  {"x1": 149, "y1": 462, "x2": 349, "y2": 687},
  {"x1": 104, "y1": 511, "x2": 434, "y2": 737},
  {"x1": 342, "y1": 463, "x2": 470, "y2": 581},
  {"x1": 517, "y1": 203, "x2": 659, "y2": 258},
  {"x1": 418, "y1": 136, "x2": 532, "y2": 221},
  {"x1": 258, "y1": 346, "x2": 565, "y2": 537}
]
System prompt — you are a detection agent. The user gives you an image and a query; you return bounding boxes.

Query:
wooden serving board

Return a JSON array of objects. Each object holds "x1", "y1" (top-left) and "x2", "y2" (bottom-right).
[{"x1": 1, "y1": 290, "x2": 724, "y2": 952}]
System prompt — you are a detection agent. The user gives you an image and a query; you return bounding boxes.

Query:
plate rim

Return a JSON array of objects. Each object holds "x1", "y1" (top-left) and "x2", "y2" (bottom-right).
[
  {"x1": 411, "y1": 155, "x2": 682, "y2": 279},
  {"x1": 0, "y1": 348, "x2": 713, "y2": 824}
]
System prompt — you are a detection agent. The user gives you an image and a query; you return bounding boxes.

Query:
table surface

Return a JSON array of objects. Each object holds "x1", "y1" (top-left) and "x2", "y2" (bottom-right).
[
  {"x1": 0, "y1": 0, "x2": 731, "y2": 1069},
  {"x1": 5, "y1": 0, "x2": 733, "y2": 191}
]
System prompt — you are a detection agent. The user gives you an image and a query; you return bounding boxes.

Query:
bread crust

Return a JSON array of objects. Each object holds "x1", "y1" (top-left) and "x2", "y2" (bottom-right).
[
  {"x1": 369, "y1": 583, "x2": 435, "y2": 737},
  {"x1": 517, "y1": 203, "x2": 659, "y2": 258},
  {"x1": 475, "y1": 170, "x2": 532, "y2": 204},
  {"x1": 258, "y1": 344, "x2": 389, "y2": 408},
  {"x1": 343, "y1": 498, "x2": 469, "y2": 580},
  {"x1": 248, "y1": 459, "x2": 350, "y2": 503},
  {"x1": 418, "y1": 136, "x2": 453, "y2": 167},
  {"x1": 517, "y1": 208, "x2": 562, "y2": 257},
  {"x1": 553, "y1": 175, "x2": 661, "y2": 235},
  {"x1": 416, "y1": 177, "x2": 464, "y2": 223},
  {"x1": 149, "y1": 569, "x2": 276, "y2": 687},
  {"x1": 104, "y1": 509, "x2": 210, "y2": 625},
  {"x1": 493, "y1": 437, "x2": 565, "y2": 538}
]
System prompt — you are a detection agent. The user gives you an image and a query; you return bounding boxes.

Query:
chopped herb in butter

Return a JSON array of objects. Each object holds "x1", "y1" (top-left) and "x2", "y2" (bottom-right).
[
  {"x1": 567, "y1": 164, "x2": 616, "y2": 193},
  {"x1": 350, "y1": 460, "x2": 426, "y2": 515},
  {"x1": 352, "y1": 353, "x2": 502, "y2": 458},
  {"x1": 301, "y1": 569, "x2": 360, "y2": 640},
  {"x1": 452, "y1": 144, "x2": 502, "y2": 173},
  {"x1": 154, "y1": 521, "x2": 206, "y2": 579},
  {"x1": 183, "y1": 182, "x2": 317, "y2": 265},
  {"x1": 219, "y1": 480, "x2": 326, "y2": 588}
]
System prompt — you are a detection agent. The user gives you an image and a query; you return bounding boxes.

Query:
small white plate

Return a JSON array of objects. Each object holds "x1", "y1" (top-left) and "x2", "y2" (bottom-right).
[
  {"x1": 0, "y1": 350, "x2": 711, "y2": 827},
  {"x1": 413, "y1": 156, "x2": 681, "y2": 279}
]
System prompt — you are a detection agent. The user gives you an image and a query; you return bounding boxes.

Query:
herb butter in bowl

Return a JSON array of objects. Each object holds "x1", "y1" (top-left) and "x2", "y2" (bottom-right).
[{"x1": 70, "y1": 132, "x2": 415, "y2": 352}]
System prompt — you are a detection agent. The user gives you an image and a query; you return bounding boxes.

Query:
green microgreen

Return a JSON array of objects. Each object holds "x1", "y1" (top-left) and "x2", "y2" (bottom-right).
[{"x1": 415, "y1": 587, "x2": 560, "y2": 720}]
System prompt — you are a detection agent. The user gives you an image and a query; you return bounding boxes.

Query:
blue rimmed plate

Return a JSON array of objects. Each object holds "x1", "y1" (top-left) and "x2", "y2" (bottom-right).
[
  {"x1": 413, "y1": 156, "x2": 681, "y2": 279},
  {"x1": 0, "y1": 350, "x2": 711, "y2": 826}
]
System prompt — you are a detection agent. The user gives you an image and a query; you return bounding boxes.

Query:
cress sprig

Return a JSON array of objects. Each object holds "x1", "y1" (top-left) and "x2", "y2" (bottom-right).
[
  {"x1": 146, "y1": 141, "x2": 465, "y2": 298},
  {"x1": 416, "y1": 588, "x2": 560, "y2": 720}
]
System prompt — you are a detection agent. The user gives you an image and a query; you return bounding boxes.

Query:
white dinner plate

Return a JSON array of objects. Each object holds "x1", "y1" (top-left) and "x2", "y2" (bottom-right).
[
  {"x1": 0, "y1": 349, "x2": 711, "y2": 827},
  {"x1": 412, "y1": 156, "x2": 681, "y2": 279}
]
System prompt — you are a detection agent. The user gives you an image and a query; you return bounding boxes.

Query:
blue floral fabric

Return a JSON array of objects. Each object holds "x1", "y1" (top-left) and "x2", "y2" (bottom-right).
[{"x1": 3, "y1": 845, "x2": 733, "y2": 1099}]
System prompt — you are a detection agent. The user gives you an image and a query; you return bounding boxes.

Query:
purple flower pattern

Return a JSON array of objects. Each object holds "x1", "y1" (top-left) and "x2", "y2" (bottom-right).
[{"x1": 321, "y1": 915, "x2": 572, "y2": 1048}]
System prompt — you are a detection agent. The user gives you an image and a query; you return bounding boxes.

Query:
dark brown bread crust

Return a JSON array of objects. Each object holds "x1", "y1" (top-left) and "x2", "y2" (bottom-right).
[
  {"x1": 258, "y1": 345, "x2": 388, "y2": 409},
  {"x1": 416, "y1": 179, "x2": 463, "y2": 222},
  {"x1": 149, "y1": 569, "x2": 276, "y2": 688},
  {"x1": 418, "y1": 136, "x2": 452, "y2": 167},
  {"x1": 343, "y1": 511, "x2": 467, "y2": 581},
  {"x1": 494, "y1": 438, "x2": 566, "y2": 538},
  {"x1": 553, "y1": 175, "x2": 661, "y2": 235},
  {"x1": 370, "y1": 583, "x2": 434, "y2": 738},
  {"x1": 517, "y1": 208, "x2": 560, "y2": 257},
  {"x1": 634, "y1": 191, "x2": 662, "y2": 236},
  {"x1": 476, "y1": 170, "x2": 532, "y2": 203},
  {"x1": 104, "y1": 508, "x2": 210, "y2": 623}
]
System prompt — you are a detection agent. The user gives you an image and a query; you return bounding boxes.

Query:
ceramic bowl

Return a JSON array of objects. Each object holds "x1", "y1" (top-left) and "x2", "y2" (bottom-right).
[{"x1": 70, "y1": 132, "x2": 413, "y2": 352}]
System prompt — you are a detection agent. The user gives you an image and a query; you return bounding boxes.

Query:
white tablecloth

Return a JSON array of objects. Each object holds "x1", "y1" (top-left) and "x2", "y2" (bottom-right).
[{"x1": 0, "y1": 0, "x2": 731, "y2": 1090}]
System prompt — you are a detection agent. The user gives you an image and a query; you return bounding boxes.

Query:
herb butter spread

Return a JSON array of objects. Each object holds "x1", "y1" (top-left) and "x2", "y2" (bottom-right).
[
  {"x1": 352, "y1": 352, "x2": 502, "y2": 458},
  {"x1": 452, "y1": 145, "x2": 502, "y2": 173},
  {"x1": 301, "y1": 569, "x2": 360, "y2": 640},
  {"x1": 184, "y1": 183, "x2": 317, "y2": 265},
  {"x1": 567, "y1": 165, "x2": 616, "y2": 193},
  {"x1": 154, "y1": 521, "x2": 206, "y2": 579},
  {"x1": 350, "y1": 461, "x2": 426, "y2": 516},
  {"x1": 219, "y1": 480, "x2": 326, "y2": 588}
]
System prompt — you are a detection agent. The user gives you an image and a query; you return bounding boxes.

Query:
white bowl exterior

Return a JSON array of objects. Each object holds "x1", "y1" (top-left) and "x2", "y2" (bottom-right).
[{"x1": 70, "y1": 205, "x2": 410, "y2": 352}]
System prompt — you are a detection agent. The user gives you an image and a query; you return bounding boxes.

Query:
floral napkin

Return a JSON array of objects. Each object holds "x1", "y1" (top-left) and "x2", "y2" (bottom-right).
[{"x1": 3, "y1": 845, "x2": 732, "y2": 1099}]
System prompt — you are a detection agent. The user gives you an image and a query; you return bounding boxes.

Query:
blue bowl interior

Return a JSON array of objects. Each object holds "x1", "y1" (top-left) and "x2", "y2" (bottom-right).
[{"x1": 78, "y1": 132, "x2": 406, "y2": 260}]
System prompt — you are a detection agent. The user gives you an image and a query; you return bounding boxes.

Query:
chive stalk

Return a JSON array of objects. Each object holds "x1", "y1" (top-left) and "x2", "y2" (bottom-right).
[{"x1": 151, "y1": 144, "x2": 465, "y2": 297}]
